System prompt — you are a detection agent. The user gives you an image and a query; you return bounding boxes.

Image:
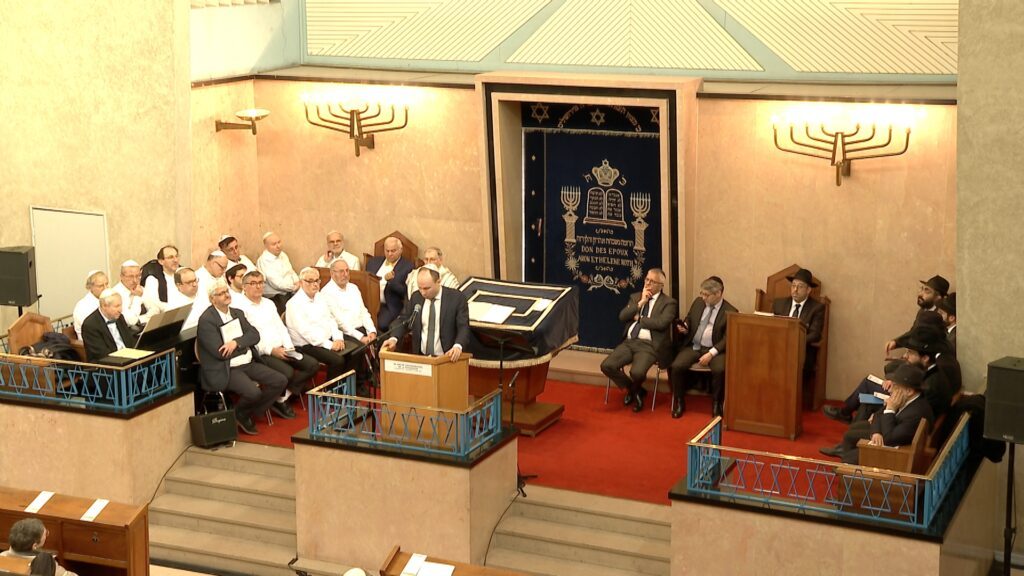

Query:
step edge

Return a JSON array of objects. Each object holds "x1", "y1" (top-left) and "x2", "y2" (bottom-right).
[
  {"x1": 149, "y1": 504, "x2": 298, "y2": 535},
  {"x1": 494, "y1": 520, "x2": 671, "y2": 561},
  {"x1": 164, "y1": 474, "x2": 297, "y2": 499},
  {"x1": 486, "y1": 547, "x2": 659, "y2": 576},
  {"x1": 513, "y1": 498, "x2": 671, "y2": 526}
]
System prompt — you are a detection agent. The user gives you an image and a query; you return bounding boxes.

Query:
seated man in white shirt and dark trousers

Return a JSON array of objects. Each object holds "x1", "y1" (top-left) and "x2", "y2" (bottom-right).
[
  {"x1": 112, "y1": 260, "x2": 155, "y2": 330},
  {"x1": 237, "y1": 270, "x2": 318, "y2": 411},
  {"x1": 73, "y1": 270, "x2": 109, "y2": 340},
  {"x1": 320, "y1": 258, "x2": 377, "y2": 394},
  {"x1": 286, "y1": 267, "x2": 360, "y2": 384},
  {"x1": 314, "y1": 230, "x2": 361, "y2": 271},
  {"x1": 257, "y1": 231, "x2": 301, "y2": 314},
  {"x1": 197, "y1": 280, "x2": 290, "y2": 435}
]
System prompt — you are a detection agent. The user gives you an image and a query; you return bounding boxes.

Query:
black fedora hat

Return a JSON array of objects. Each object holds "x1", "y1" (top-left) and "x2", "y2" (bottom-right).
[
  {"x1": 786, "y1": 268, "x2": 818, "y2": 288},
  {"x1": 905, "y1": 325, "x2": 944, "y2": 355},
  {"x1": 890, "y1": 363, "x2": 925, "y2": 391},
  {"x1": 936, "y1": 292, "x2": 957, "y2": 316},
  {"x1": 920, "y1": 275, "x2": 950, "y2": 297}
]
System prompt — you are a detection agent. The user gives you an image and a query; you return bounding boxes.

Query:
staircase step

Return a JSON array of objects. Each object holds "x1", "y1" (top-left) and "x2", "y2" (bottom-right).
[
  {"x1": 514, "y1": 486, "x2": 670, "y2": 539},
  {"x1": 150, "y1": 524, "x2": 296, "y2": 576},
  {"x1": 486, "y1": 548, "x2": 645, "y2": 576},
  {"x1": 164, "y1": 464, "x2": 296, "y2": 512},
  {"x1": 150, "y1": 493, "x2": 296, "y2": 547},
  {"x1": 494, "y1": 516, "x2": 669, "y2": 575},
  {"x1": 184, "y1": 443, "x2": 295, "y2": 479}
]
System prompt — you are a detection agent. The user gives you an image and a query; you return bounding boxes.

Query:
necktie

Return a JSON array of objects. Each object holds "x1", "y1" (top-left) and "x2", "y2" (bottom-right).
[
  {"x1": 630, "y1": 300, "x2": 650, "y2": 339},
  {"x1": 693, "y1": 305, "x2": 712, "y2": 350},
  {"x1": 792, "y1": 303, "x2": 801, "y2": 318},
  {"x1": 106, "y1": 320, "x2": 116, "y2": 325},
  {"x1": 425, "y1": 299, "x2": 437, "y2": 355}
]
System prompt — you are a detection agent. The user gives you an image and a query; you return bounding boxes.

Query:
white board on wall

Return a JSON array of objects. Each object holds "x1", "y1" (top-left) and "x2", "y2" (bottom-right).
[{"x1": 30, "y1": 207, "x2": 109, "y2": 319}]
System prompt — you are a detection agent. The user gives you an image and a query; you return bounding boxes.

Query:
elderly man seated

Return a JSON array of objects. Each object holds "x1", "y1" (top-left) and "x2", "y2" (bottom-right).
[
  {"x1": 257, "y1": 231, "x2": 301, "y2": 314},
  {"x1": 315, "y1": 230, "x2": 360, "y2": 270},
  {"x1": 81, "y1": 289, "x2": 135, "y2": 363},
  {"x1": 236, "y1": 270, "x2": 318, "y2": 410},
  {"x1": 72, "y1": 270, "x2": 109, "y2": 339},
  {"x1": 366, "y1": 236, "x2": 414, "y2": 331},
  {"x1": 406, "y1": 246, "x2": 460, "y2": 298},
  {"x1": 286, "y1": 267, "x2": 359, "y2": 383},
  {"x1": 218, "y1": 234, "x2": 257, "y2": 271},
  {"x1": 112, "y1": 260, "x2": 155, "y2": 329},
  {"x1": 197, "y1": 280, "x2": 290, "y2": 435},
  {"x1": 1, "y1": 518, "x2": 78, "y2": 576}
]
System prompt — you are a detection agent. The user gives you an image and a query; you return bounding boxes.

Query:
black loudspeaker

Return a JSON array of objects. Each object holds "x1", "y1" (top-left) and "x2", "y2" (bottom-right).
[
  {"x1": 189, "y1": 410, "x2": 237, "y2": 448},
  {"x1": 984, "y1": 357, "x2": 1024, "y2": 443},
  {"x1": 0, "y1": 246, "x2": 37, "y2": 307}
]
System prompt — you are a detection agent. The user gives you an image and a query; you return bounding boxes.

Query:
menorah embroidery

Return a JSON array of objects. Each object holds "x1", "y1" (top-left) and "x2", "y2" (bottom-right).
[
  {"x1": 303, "y1": 99, "x2": 409, "y2": 157},
  {"x1": 630, "y1": 193, "x2": 650, "y2": 252},
  {"x1": 561, "y1": 186, "x2": 581, "y2": 243},
  {"x1": 773, "y1": 123, "x2": 911, "y2": 186}
]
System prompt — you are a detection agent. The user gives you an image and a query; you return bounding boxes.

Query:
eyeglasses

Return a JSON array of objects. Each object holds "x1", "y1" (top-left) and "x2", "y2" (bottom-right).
[
  {"x1": 245, "y1": 281, "x2": 265, "y2": 287},
  {"x1": 212, "y1": 290, "x2": 229, "y2": 298},
  {"x1": 302, "y1": 278, "x2": 320, "y2": 284},
  {"x1": 644, "y1": 279, "x2": 663, "y2": 285},
  {"x1": 181, "y1": 279, "x2": 198, "y2": 286}
]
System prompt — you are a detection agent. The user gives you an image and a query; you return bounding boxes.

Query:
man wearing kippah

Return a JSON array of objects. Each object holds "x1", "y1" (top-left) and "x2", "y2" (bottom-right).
[
  {"x1": 72, "y1": 270, "x2": 109, "y2": 340},
  {"x1": 112, "y1": 260, "x2": 152, "y2": 329},
  {"x1": 257, "y1": 232, "x2": 301, "y2": 314},
  {"x1": 219, "y1": 234, "x2": 257, "y2": 271}
]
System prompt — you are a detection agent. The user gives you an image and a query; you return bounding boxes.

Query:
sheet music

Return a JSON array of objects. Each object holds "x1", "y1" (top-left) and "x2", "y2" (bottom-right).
[
  {"x1": 108, "y1": 347, "x2": 153, "y2": 360},
  {"x1": 468, "y1": 302, "x2": 515, "y2": 324},
  {"x1": 220, "y1": 318, "x2": 243, "y2": 342}
]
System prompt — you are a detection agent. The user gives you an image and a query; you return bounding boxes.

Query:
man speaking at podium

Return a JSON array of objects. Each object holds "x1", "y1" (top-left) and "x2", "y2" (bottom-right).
[{"x1": 381, "y1": 266, "x2": 470, "y2": 361}]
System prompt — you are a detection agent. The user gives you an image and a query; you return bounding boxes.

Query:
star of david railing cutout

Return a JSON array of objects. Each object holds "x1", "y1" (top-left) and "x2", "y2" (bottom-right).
[
  {"x1": 720, "y1": 456, "x2": 752, "y2": 491},
  {"x1": 0, "y1": 362, "x2": 16, "y2": 388},
  {"x1": 882, "y1": 475, "x2": 917, "y2": 520},
  {"x1": 801, "y1": 464, "x2": 838, "y2": 503},
  {"x1": 431, "y1": 412, "x2": 456, "y2": 449},
  {"x1": 769, "y1": 461, "x2": 801, "y2": 498}
]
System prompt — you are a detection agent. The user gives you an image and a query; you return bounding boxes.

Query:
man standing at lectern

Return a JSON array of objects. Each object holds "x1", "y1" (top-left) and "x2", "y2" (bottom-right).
[
  {"x1": 381, "y1": 266, "x2": 470, "y2": 362},
  {"x1": 771, "y1": 267, "x2": 825, "y2": 372},
  {"x1": 601, "y1": 268, "x2": 678, "y2": 414},
  {"x1": 670, "y1": 276, "x2": 738, "y2": 418}
]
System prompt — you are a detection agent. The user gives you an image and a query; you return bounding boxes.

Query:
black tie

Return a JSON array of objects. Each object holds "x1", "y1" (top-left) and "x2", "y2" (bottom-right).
[
  {"x1": 426, "y1": 299, "x2": 437, "y2": 355},
  {"x1": 630, "y1": 300, "x2": 650, "y2": 339},
  {"x1": 792, "y1": 303, "x2": 801, "y2": 318},
  {"x1": 106, "y1": 320, "x2": 116, "y2": 325}
]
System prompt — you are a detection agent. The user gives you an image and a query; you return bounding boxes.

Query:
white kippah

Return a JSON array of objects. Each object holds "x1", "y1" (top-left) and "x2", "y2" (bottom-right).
[
  {"x1": 262, "y1": 231, "x2": 275, "y2": 241},
  {"x1": 219, "y1": 234, "x2": 233, "y2": 243},
  {"x1": 422, "y1": 263, "x2": 441, "y2": 273},
  {"x1": 210, "y1": 250, "x2": 226, "y2": 258},
  {"x1": 121, "y1": 259, "x2": 140, "y2": 268},
  {"x1": 86, "y1": 269, "x2": 102, "y2": 279}
]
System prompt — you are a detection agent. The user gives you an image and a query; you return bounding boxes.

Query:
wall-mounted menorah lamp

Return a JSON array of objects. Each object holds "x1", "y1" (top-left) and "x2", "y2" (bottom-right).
[
  {"x1": 772, "y1": 109, "x2": 913, "y2": 186},
  {"x1": 215, "y1": 108, "x2": 270, "y2": 135},
  {"x1": 302, "y1": 95, "x2": 409, "y2": 157}
]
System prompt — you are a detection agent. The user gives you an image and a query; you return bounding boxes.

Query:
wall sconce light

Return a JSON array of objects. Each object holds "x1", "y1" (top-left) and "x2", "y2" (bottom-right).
[
  {"x1": 302, "y1": 98, "x2": 409, "y2": 157},
  {"x1": 773, "y1": 121, "x2": 911, "y2": 186},
  {"x1": 215, "y1": 108, "x2": 270, "y2": 135}
]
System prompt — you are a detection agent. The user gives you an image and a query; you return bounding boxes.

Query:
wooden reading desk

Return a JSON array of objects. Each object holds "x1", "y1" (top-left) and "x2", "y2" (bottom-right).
[
  {"x1": 0, "y1": 555, "x2": 30, "y2": 575},
  {"x1": 380, "y1": 545, "x2": 528, "y2": 576},
  {"x1": 0, "y1": 487, "x2": 148, "y2": 575}
]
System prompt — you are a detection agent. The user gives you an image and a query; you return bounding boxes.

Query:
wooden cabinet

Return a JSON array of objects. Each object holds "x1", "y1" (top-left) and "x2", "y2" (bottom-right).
[{"x1": 0, "y1": 487, "x2": 148, "y2": 575}]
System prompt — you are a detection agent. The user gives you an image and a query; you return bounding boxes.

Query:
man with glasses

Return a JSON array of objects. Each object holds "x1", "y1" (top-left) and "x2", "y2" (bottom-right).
[
  {"x1": 406, "y1": 246, "x2": 459, "y2": 299},
  {"x1": 197, "y1": 280, "x2": 289, "y2": 435},
  {"x1": 600, "y1": 268, "x2": 678, "y2": 414},
  {"x1": 218, "y1": 234, "x2": 257, "y2": 271},
  {"x1": 314, "y1": 230, "x2": 361, "y2": 271},
  {"x1": 173, "y1": 267, "x2": 202, "y2": 331},
  {"x1": 72, "y1": 270, "x2": 109, "y2": 339},
  {"x1": 285, "y1": 267, "x2": 358, "y2": 382},
  {"x1": 771, "y1": 268, "x2": 825, "y2": 373},
  {"x1": 112, "y1": 259, "x2": 154, "y2": 329},
  {"x1": 195, "y1": 250, "x2": 229, "y2": 296},
  {"x1": 670, "y1": 276, "x2": 738, "y2": 417},
  {"x1": 367, "y1": 236, "x2": 414, "y2": 331}
]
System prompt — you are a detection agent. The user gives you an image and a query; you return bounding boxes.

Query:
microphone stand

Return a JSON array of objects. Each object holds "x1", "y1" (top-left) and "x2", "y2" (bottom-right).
[{"x1": 364, "y1": 310, "x2": 419, "y2": 433}]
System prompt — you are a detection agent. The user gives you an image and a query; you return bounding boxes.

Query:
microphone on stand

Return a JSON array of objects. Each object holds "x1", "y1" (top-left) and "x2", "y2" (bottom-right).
[{"x1": 405, "y1": 303, "x2": 421, "y2": 328}]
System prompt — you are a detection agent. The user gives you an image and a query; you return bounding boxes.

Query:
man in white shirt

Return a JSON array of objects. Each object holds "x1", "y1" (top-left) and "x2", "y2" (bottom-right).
[
  {"x1": 173, "y1": 268, "x2": 204, "y2": 331},
  {"x1": 366, "y1": 236, "x2": 414, "y2": 331},
  {"x1": 112, "y1": 260, "x2": 155, "y2": 330},
  {"x1": 225, "y1": 263, "x2": 248, "y2": 306},
  {"x1": 237, "y1": 270, "x2": 319, "y2": 409},
  {"x1": 320, "y1": 258, "x2": 377, "y2": 345},
  {"x1": 218, "y1": 234, "x2": 257, "y2": 271},
  {"x1": 406, "y1": 246, "x2": 460, "y2": 298},
  {"x1": 285, "y1": 267, "x2": 357, "y2": 383},
  {"x1": 73, "y1": 270, "x2": 109, "y2": 340},
  {"x1": 142, "y1": 245, "x2": 183, "y2": 305},
  {"x1": 257, "y1": 231, "x2": 300, "y2": 314},
  {"x1": 314, "y1": 230, "x2": 360, "y2": 271},
  {"x1": 195, "y1": 251, "x2": 229, "y2": 296}
]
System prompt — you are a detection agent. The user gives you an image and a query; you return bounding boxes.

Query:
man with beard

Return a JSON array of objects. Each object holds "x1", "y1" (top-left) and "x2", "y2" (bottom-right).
[{"x1": 885, "y1": 275, "x2": 949, "y2": 354}]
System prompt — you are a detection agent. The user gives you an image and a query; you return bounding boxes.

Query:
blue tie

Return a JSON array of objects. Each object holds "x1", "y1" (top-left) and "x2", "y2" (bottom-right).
[
  {"x1": 630, "y1": 300, "x2": 649, "y2": 339},
  {"x1": 693, "y1": 305, "x2": 712, "y2": 350}
]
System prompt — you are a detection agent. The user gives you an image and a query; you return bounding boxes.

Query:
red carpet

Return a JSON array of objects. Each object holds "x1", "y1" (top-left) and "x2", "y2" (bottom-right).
[{"x1": 237, "y1": 380, "x2": 850, "y2": 505}]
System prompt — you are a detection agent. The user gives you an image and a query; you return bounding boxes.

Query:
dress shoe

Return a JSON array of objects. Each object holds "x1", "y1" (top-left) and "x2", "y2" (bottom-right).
[
  {"x1": 712, "y1": 401, "x2": 723, "y2": 418},
  {"x1": 819, "y1": 444, "x2": 844, "y2": 458},
  {"x1": 623, "y1": 392, "x2": 635, "y2": 406},
  {"x1": 671, "y1": 397, "x2": 685, "y2": 419},
  {"x1": 631, "y1": 389, "x2": 647, "y2": 413},
  {"x1": 271, "y1": 401, "x2": 296, "y2": 419},
  {"x1": 237, "y1": 416, "x2": 258, "y2": 436},
  {"x1": 823, "y1": 405, "x2": 852, "y2": 424}
]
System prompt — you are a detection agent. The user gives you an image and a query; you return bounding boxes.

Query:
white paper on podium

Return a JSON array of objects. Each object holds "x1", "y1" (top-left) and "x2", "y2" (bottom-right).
[
  {"x1": 531, "y1": 298, "x2": 553, "y2": 312},
  {"x1": 24, "y1": 491, "x2": 54, "y2": 513},
  {"x1": 401, "y1": 553, "x2": 427, "y2": 575},
  {"x1": 80, "y1": 498, "x2": 109, "y2": 522},
  {"x1": 419, "y1": 562, "x2": 455, "y2": 576},
  {"x1": 468, "y1": 302, "x2": 515, "y2": 324}
]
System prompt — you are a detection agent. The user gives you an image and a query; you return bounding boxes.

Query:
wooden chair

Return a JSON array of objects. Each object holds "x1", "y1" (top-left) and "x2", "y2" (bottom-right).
[
  {"x1": 754, "y1": 264, "x2": 831, "y2": 410},
  {"x1": 362, "y1": 230, "x2": 423, "y2": 271},
  {"x1": 7, "y1": 311, "x2": 51, "y2": 356},
  {"x1": 857, "y1": 418, "x2": 929, "y2": 473},
  {"x1": 60, "y1": 325, "x2": 88, "y2": 362}
]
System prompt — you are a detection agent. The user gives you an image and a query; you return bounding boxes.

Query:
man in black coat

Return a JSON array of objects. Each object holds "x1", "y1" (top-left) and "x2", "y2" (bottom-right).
[
  {"x1": 82, "y1": 289, "x2": 136, "y2": 363},
  {"x1": 600, "y1": 268, "x2": 679, "y2": 414},
  {"x1": 885, "y1": 274, "x2": 950, "y2": 354},
  {"x1": 670, "y1": 276, "x2": 738, "y2": 417},
  {"x1": 382, "y1": 266, "x2": 471, "y2": 361},
  {"x1": 367, "y1": 236, "x2": 415, "y2": 331},
  {"x1": 771, "y1": 268, "x2": 825, "y2": 372},
  {"x1": 197, "y1": 280, "x2": 289, "y2": 435}
]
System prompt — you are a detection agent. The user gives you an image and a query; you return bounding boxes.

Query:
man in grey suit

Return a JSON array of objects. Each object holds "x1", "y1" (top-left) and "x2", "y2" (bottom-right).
[
  {"x1": 197, "y1": 280, "x2": 289, "y2": 435},
  {"x1": 382, "y1": 266, "x2": 471, "y2": 361},
  {"x1": 670, "y1": 276, "x2": 738, "y2": 418},
  {"x1": 601, "y1": 268, "x2": 678, "y2": 414},
  {"x1": 771, "y1": 267, "x2": 825, "y2": 372}
]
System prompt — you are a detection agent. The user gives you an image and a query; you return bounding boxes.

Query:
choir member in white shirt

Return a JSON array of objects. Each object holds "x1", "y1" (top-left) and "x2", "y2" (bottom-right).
[
  {"x1": 174, "y1": 268, "x2": 204, "y2": 331},
  {"x1": 225, "y1": 263, "x2": 248, "y2": 306},
  {"x1": 406, "y1": 246, "x2": 460, "y2": 298},
  {"x1": 218, "y1": 234, "x2": 258, "y2": 271},
  {"x1": 320, "y1": 258, "x2": 377, "y2": 344},
  {"x1": 112, "y1": 260, "x2": 156, "y2": 329},
  {"x1": 314, "y1": 230, "x2": 361, "y2": 271},
  {"x1": 143, "y1": 245, "x2": 183, "y2": 305},
  {"x1": 257, "y1": 231, "x2": 300, "y2": 314},
  {"x1": 285, "y1": 267, "x2": 358, "y2": 382},
  {"x1": 236, "y1": 270, "x2": 319, "y2": 406},
  {"x1": 195, "y1": 251, "x2": 229, "y2": 296},
  {"x1": 73, "y1": 270, "x2": 109, "y2": 340}
]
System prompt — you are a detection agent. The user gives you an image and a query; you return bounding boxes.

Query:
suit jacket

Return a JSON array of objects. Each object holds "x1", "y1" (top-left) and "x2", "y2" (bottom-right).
[
  {"x1": 870, "y1": 394, "x2": 934, "y2": 446},
  {"x1": 618, "y1": 291, "x2": 678, "y2": 365},
  {"x1": 391, "y1": 286, "x2": 470, "y2": 355},
  {"x1": 771, "y1": 296, "x2": 825, "y2": 345},
  {"x1": 196, "y1": 305, "x2": 261, "y2": 392},
  {"x1": 922, "y1": 362, "x2": 957, "y2": 419},
  {"x1": 82, "y1": 309, "x2": 135, "y2": 362},
  {"x1": 948, "y1": 326, "x2": 957, "y2": 355},
  {"x1": 679, "y1": 297, "x2": 738, "y2": 354},
  {"x1": 367, "y1": 256, "x2": 415, "y2": 330}
]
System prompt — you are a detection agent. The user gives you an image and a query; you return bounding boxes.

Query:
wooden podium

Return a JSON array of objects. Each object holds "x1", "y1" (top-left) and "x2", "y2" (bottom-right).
[
  {"x1": 724, "y1": 313, "x2": 805, "y2": 440},
  {"x1": 380, "y1": 350, "x2": 471, "y2": 410}
]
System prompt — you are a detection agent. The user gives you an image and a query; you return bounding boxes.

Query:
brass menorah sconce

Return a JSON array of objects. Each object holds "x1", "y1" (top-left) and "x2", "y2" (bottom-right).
[
  {"x1": 773, "y1": 122, "x2": 911, "y2": 186},
  {"x1": 303, "y1": 97, "x2": 409, "y2": 157}
]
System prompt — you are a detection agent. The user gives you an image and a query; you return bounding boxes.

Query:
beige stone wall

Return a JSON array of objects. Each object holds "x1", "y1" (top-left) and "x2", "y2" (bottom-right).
[
  {"x1": 959, "y1": 0, "x2": 1024, "y2": 556},
  {"x1": 693, "y1": 98, "x2": 957, "y2": 399},
  {"x1": 0, "y1": 1, "x2": 191, "y2": 329}
]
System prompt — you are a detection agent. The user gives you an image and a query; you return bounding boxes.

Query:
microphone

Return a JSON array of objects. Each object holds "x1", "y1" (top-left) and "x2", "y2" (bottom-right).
[{"x1": 406, "y1": 303, "x2": 421, "y2": 328}]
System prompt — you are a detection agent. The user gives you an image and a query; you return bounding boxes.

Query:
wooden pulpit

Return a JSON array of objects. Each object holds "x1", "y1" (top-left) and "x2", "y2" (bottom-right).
[
  {"x1": 724, "y1": 313, "x2": 805, "y2": 440},
  {"x1": 379, "y1": 350, "x2": 471, "y2": 410}
]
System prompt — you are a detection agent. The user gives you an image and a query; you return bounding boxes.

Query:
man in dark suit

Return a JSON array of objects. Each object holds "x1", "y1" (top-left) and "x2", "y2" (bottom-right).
[
  {"x1": 936, "y1": 293, "x2": 956, "y2": 355},
  {"x1": 382, "y1": 266, "x2": 471, "y2": 361},
  {"x1": 367, "y1": 236, "x2": 415, "y2": 331},
  {"x1": 669, "y1": 276, "x2": 738, "y2": 417},
  {"x1": 600, "y1": 268, "x2": 678, "y2": 414},
  {"x1": 771, "y1": 268, "x2": 825, "y2": 372},
  {"x1": 82, "y1": 289, "x2": 135, "y2": 363},
  {"x1": 197, "y1": 280, "x2": 289, "y2": 435},
  {"x1": 903, "y1": 324, "x2": 959, "y2": 420},
  {"x1": 820, "y1": 363, "x2": 933, "y2": 464},
  {"x1": 885, "y1": 274, "x2": 949, "y2": 354}
]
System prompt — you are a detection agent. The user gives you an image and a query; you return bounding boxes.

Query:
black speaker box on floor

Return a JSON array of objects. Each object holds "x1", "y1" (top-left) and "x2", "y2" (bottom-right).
[
  {"x1": 984, "y1": 356, "x2": 1024, "y2": 443},
  {"x1": 189, "y1": 410, "x2": 237, "y2": 448},
  {"x1": 0, "y1": 246, "x2": 37, "y2": 307}
]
